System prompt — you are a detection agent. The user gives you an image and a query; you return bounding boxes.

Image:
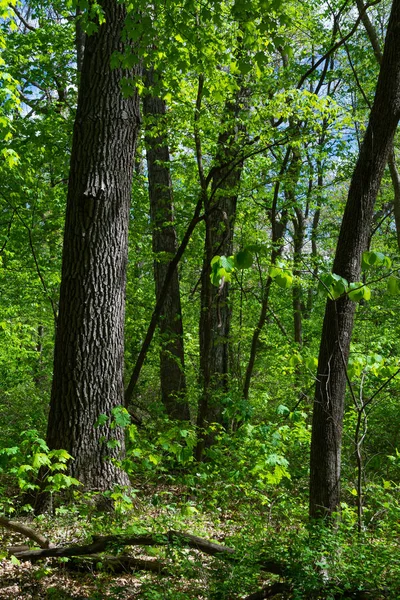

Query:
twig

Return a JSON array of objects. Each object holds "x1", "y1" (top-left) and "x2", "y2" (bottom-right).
[
  {"x1": 296, "y1": 0, "x2": 382, "y2": 90},
  {"x1": 10, "y1": 5, "x2": 36, "y2": 31}
]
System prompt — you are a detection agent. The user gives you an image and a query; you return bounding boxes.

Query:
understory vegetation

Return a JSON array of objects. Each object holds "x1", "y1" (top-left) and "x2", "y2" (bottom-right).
[{"x1": 1, "y1": 0, "x2": 400, "y2": 597}]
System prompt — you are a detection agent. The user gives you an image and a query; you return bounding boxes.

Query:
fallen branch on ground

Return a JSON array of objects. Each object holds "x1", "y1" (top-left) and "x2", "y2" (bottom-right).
[
  {"x1": 11, "y1": 529, "x2": 237, "y2": 561},
  {"x1": 10, "y1": 528, "x2": 284, "y2": 577},
  {"x1": 0, "y1": 515, "x2": 52, "y2": 549},
  {"x1": 2, "y1": 522, "x2": 384, "y2": 598}
]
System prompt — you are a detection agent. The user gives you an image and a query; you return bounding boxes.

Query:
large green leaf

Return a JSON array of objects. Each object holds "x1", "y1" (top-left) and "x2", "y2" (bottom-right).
[{"x1": 234, "y1": 249, "x2": 253, "y2": 269}]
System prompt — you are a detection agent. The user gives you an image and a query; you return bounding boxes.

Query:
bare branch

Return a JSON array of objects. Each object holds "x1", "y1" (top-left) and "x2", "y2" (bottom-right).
[{"x1": 0, "y1": 516, "x2": 51, "y2": 549}]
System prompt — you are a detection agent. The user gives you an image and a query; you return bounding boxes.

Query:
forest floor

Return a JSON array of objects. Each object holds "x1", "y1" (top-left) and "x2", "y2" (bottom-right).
[
  {"x1": 0, "y1": 483, "x2": 282, "y2": 600},
  {"x1": 0, "y1": 479, "x2": 397, "y2": 599}
]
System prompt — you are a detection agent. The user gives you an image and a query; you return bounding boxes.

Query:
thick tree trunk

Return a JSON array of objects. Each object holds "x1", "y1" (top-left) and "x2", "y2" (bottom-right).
[
  {"x1": 47, "y1": 0, "x2": 140, "y2": 490},
  {"x1": 196, "y1": 105, "x2": 243, "y2": 459},
  {"x1": 143, "y1": 69, "x2": 190, "y2": 420},
  {"x1": 309, "y1": 0, "x2": 400, "y2": 519}
]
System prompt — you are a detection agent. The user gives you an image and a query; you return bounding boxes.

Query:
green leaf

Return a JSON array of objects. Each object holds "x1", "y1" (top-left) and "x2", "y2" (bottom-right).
[
  {"x1": 318, "y1": 273, "x2": 348, "y2": 299},
  {"x1": 220, "y1": 255, "x2": 235, "y2": 272},
  {"x1": 274, "y1": 272, "x2": 293, "y2": 289},
  {"x1": 106, "y1": 439, "x2": 121, "y2": 450},
  {"x1": 235, "y1": 249, "x2": 253, "y2": 269},
  {"x1": 305, "y1": 356, "x2": 318, "y2": 370},
  {"x1": 348, "y1": 282, "x2": 371, "y2": 302},
  {"x1": 387, "y1": 276, "x2": 400, "y2": 295},
  {"x1": 32, "y1": 453, "x2": 51, "y2": 469},
  {"x1": 95, "y1": 414, "x2": 108, "y2": 427},
  {"x1": 362, "y1": 250, "x2": 391, "y2": 270},
  {"x1": 238, "y1": 59, "x2": 252, "y2": 74},
  {"x1": 211, "y1": 270, "x2": 222, "y2": 286},
  {"x1": 269, "y1": 266, "x2": 282, "y2": 279},
  {"x1": 289, "y1": 354, "x2": 302, "y2": 367},
  {"x1": 111, "y1": 406, "x2": 131, "y2": 428}
]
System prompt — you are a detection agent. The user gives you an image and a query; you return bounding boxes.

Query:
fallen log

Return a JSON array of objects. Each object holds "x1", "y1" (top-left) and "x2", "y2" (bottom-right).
[
  {"x1": 12, "y1": 529, "x2": 236, "y2": 561},
  {"x1": 92, "y1": 530, "x2": 236, "y2": 557}
]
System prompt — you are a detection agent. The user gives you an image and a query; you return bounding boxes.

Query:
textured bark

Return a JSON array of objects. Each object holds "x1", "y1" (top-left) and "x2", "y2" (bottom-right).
[
  {"x1": 309, "y1": 0, "x2": 400, "y2": 519},
  {"x1": 47, "y1": 0, "x2": 140, "y2": 490},
  {"x1": 143, "y1": 70, "x2": 189, "y2": 420},
  {"x1": 196, "y1": 101, "x2": 243, "y2": 459},
  {"x1": 357, "y1": 0, "x2": 400, "y2": 250}
]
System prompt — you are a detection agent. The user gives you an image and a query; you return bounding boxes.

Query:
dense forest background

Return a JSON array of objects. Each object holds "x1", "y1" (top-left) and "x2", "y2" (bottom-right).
[{"x1": 0, "y1": 0, "x2": 400, "y2": 598}]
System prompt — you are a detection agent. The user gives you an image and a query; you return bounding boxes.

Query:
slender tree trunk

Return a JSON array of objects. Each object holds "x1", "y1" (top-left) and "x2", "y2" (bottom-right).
[
  {"x1": 292, "y1": 212, "x2": 305, "y2": 346},
  {"x1": 309, "y1": 0, "x2": 400, "y2": 519},
  {"x1": 285, "y1": 149, "x2": 303, "y2": 345},
  {"x1": 47, "y1": 0, "x2": 141, "y2": 490},
  {"x1": 196, "y1": 99, "x2": 244, "y2": 459},
  {"x1": 306, "y1": 164, "x2": 322, "y2": 315},
  {"x1": 143, "y1": 69, "x2": 190, "y2": 420},
  {"x1": 242, "y1": 148, "x2": 291, "y2": 401}
]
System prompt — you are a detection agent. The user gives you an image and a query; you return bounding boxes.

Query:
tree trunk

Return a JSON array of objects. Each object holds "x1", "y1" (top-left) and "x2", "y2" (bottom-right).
[
  {"x1": 242, "y1": 148, "x2": 291, "y2": 401},
  {"x1": 46, "y1": 0, "x2": 140, "y2": 490},
  {"x1": 196, "y1": 101, "x2": 243, "y2": 459},
  {"x1": 292, "y1": 212, "x2": 305, "y2": 346},
  {"x1": 309, "y1": 0, "x2": 400, "y2": 519},
  {"x1": 285, "y1": 149, "x2": 303, "y2": 345},
  {"x1": 356, "y1": 0, "x2": 400, "y2": 251},
  {"x1": 306, "y1": 163, "x2": 322, "y2": 315},
  {"x1": 143, "y1": 69, "x2": 190, "y2": 420}
]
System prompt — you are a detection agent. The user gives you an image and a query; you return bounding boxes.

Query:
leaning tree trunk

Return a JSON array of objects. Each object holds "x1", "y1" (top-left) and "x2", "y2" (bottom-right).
[
  {"x1": 196, "y1": 101, "x2": 244, "y2": 460},
  {"x1": 46, "y1": 0, "x2": 140, "y2": 490},
  {"x1": 356, "y1": 0, "x2": 400, "y2": 251},
  {"x1": 143, "y1": 68, "x2": 190, "y2": 420},
  {"x1": 309, "y1": 0, "x2": 400, "y2": 519}
]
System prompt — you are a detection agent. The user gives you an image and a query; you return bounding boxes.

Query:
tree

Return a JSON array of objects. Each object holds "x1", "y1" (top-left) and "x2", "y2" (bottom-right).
[
  {"x1": 46, "y1": 0, "x2": 141, "y2": 491},
  {"x1": 309, "y1": 0, "x2": 400, "y2": 519},
  {"x1": 143, "y1": 68, "x2": 190, "y2": 421},
  {"x1": 196, "y1": 89, "x2": 245, "y2": 458}
]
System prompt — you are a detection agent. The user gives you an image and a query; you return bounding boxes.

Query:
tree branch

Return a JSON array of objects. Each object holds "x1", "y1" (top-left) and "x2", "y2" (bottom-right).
[{"x1": 0, "y1": 515, "x2": 51, "y2": 549}]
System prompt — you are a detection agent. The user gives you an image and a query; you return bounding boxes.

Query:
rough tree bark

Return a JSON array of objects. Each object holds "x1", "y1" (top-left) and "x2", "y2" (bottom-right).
[
  {"x1": 46, "y1": 0, "x2": 141, "y2": 490},
  {"x1": 356, "y1": 0, "x2": 400, "y2": 251},
  {"x1": 309, "y1": 0, "x2": 400, "y2": 519},
  {"x1": 195, "y1": 96, "x2": 244, "y2": 460},
  {"x1": 143, "y1": 68, "x2": 190, "y2": 420}
]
